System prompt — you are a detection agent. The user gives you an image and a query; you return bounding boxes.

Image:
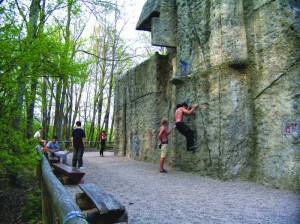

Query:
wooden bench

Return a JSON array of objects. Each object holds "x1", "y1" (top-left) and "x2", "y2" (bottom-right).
[
  {"x1": 76, "y1": 183, "x2": 128, "y2": 224},
  {"x1": 49, "y1": 156, "x2": 60, "y2": 164},
  {"x1": 52, "y1": 163, "x2": 85, "y2": 185}
]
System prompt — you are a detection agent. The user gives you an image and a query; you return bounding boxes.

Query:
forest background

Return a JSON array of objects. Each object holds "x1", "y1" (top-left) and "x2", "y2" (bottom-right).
[{"x1": 0, "y1": 0, "x2": 161, "y2": 222}]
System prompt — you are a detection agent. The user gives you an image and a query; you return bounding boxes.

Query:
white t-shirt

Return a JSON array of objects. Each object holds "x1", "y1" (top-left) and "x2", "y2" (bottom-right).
[{"x1": 34, "y1": 131, "x2": 41, "y2": 139}]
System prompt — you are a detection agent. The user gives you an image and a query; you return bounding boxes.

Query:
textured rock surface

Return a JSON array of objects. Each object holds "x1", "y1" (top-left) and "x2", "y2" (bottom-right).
[
  {"x1": 115, "y1": 0, "x2": 300, "y2": 190},
  {"x1": 114, "y1": 54, "x2": 173, "y2": 162}
]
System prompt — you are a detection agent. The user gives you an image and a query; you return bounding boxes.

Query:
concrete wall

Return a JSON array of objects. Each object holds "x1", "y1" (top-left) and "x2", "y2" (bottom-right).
[
  {"x1": 114, "y1": 54, "x2": 173, "y2": 161},
  {"x1": 115, "y1": 0, "x2": 300, "y2": 190}
]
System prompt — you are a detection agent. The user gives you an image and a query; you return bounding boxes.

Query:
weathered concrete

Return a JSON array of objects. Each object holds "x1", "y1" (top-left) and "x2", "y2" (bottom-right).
[
  {"x1": 114, "y1": 54, "x2": 173, "y2": 161},
  {"x1": 115, "y1": 0, "x2": 300, "y2": 190}
]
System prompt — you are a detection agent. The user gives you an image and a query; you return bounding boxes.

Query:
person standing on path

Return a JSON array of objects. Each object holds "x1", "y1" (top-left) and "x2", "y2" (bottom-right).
[
  {"x1": 71, "y1": 121, "x2": 86, "y2": 169},
  {"x1": 99, "y1": 131, "x2": 106, "y2": 157},
  {"x1": 175, "y1": 102, "x2": 207, "y2": 151},
  {"x1": 158, "y1": 118, "x2": 173, "y2": 173}
]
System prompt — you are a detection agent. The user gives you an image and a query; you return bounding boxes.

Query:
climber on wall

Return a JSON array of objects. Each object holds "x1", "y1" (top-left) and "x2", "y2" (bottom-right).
[{"x1": 175, "y1": 102, "x2": 207, "y2": 151}]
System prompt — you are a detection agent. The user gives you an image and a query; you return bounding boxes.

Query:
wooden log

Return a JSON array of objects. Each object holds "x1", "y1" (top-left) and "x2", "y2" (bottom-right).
[
  {"x1": 79, "y1": 183, "x2": 127, "y2": 224},
  {"x1": 41, "y1": 155, "x2": 88, "y2": 224},
  {"x1": 52, "y1": 163, "x2": 85, "y2": 184},
  {"x1": 41, "y1": 180, "x2": 54, "y2": 224},
  {"x1": 76, "y1": 192, "x2": 96, "y2": 210},
  {"x1": 79, "y1": 184, "x2": 125, "y2": 215}
]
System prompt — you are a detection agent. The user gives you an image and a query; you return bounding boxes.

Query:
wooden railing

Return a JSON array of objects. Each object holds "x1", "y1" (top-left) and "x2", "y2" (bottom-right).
[{"x1": 39, "y1": 155, "x2": 88, "y2": 224}]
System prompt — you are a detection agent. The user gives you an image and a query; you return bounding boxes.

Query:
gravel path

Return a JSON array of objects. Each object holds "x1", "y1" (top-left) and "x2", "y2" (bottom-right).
[{"x1": 66, "y1": 152, "x2": 300, "y2": 224}]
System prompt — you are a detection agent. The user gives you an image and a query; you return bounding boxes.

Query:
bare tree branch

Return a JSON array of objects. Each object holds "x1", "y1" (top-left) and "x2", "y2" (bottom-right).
[
  {"x1": 76, "y1": 49, "x2": 143, "y2": 61},
  {"x1": 15, "y1": 0, "x2": 28, "y2": 24},
  {"x1": 44, "y1": 5, "x2": 67, "y2": 24}
]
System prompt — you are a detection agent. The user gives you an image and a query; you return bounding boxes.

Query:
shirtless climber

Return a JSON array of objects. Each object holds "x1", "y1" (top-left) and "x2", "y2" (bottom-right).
[{"x1": 175, "y1": 102, "x2": 207, "y2": 151}]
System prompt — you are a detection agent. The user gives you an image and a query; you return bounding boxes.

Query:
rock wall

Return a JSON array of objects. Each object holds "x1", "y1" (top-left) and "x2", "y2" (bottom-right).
[
  {"x1": 114, "y1": 54, "x2": 173, "y2": 161},
  {"x1": 115, "y1": 0, "x2": 300, "y2": 190}
]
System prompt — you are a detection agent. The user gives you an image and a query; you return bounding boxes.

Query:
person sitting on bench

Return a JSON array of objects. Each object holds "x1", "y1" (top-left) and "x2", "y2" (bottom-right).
[{"x1": 47, "y1": 136, "x2": 68, "y2": 164}]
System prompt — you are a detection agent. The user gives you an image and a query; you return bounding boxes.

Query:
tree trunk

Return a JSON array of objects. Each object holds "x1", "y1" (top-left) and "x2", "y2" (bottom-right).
[
  {"x1": 13, "y1": 75, "x2": 26, "y2": 131},
  {"x1": 14, "y1": 0, "x2": 41, "y2": 132},
  {"x1": 53, "y1": 78, "x2": 62, "y2": 136},
  {"x1": 41, "y1": 77, "x2": 48, "y2": 138},
  {"x1": 109, "y1": 109, "x2": 114, "y2": 142},
  {"x1": 72, "y1": 82, "x2": 85, "y2": 128},
  {"x1": 57, "y1": 80, "x2": 67, "y2": 138},
  {"x1": 103, "y1": 72, "x2": 113, "y2": 134},
  {"x1": 103, "y1": 34, "x2": 117, "y2": 134},
  {"x1": 66, "y1": 81, "x2": 74, "y2": 141},
  {"x1": 97, "y1": 30, "x2": 109, "y2": 134},
  {"x1": 26, "y1": 79, "x2": 38, "y2": 138},
  {"x1": 62, "y1": 84, "x2": 71, "y2": 139},
  {"x1": 25, "y1": 0, "x2": 42, "y2": 137},
  {"x1": 88, "y1": 65, "x2": 99, "y2": 142},
  {"x1": 83, "y1": 82, "x2": 91, "y2": 132},
  {"x1": 46, "y1": 80, "x2": 55, "y2": 136}
]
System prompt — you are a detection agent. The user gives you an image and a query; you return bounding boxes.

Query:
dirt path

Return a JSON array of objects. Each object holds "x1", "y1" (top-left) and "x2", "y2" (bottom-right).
[{"x1": 66, "y1": 152, "x2": 300, "y2": 224}]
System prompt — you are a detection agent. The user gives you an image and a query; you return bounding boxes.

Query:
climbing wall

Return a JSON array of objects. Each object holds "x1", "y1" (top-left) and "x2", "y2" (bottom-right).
[
  {"x1": 114, "y1": 54, "x2": 173, "y2": 162},
  {"x1": 115, "y1": 0, "x2": 300, "y2": 190}
]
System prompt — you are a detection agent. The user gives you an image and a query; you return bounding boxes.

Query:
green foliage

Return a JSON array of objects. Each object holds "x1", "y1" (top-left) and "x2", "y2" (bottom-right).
[
  {"x1": 22, "y1": 188, "x2": 42, "y2": 224},
  {"x1": 0, "y1": 12, "x2": 40, "y2": 182},
  {"x1": 0, "y1": 123, "x2": 40, "y2": 183},
  {"x1": 0, "y1": 0, "x2": 124, "y2": 222}
]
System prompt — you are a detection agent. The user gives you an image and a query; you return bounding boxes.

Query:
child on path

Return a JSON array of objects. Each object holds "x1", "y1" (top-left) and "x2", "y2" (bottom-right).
[{"x1": 158, "y1": 118, "x2": 173, "y2": 173}]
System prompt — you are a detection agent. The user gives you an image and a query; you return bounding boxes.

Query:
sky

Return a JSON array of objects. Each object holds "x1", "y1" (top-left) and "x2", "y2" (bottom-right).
[
  {"x1": 85, "y1": 0, "x2": 147, "y2": 40},
  {"x1": 118, "y1": 0, "x2": 154, "y2": 63},
  {"x1": 82, "y1": 0, "x2": 154, "y2": 64},
  {"x1": 118, "y1": 0, "x2": 147, "y2": 41}
]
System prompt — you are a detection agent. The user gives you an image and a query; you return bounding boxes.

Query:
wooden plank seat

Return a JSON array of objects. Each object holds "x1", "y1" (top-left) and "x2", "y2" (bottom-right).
[
  {"x1": 52, "y1": 163, "x2": 85, "y2": 185},
  {"x1": 76, "y1": 183, "x2": 128, "y2": 224}
]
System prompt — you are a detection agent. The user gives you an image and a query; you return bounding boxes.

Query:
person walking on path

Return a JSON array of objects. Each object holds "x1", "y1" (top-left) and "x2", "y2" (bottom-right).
[
  {"x1": 99, "y1": 131, "x2": 106, "y2": 157},
  {"x1": 71, "y1": 121, "x2": 86, "y2": 169},
  {"x1": 175, "y1": 102, "x2": 207, "y2": 151},
  {"x1": 158, "y1": 118, "x2": 173, "y2": 173}
]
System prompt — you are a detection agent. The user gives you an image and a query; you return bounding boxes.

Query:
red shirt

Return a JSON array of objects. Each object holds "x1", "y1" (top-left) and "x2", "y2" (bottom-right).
[{"x1": 99, "y1": 133, "x2": 106, "y2": 141}]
